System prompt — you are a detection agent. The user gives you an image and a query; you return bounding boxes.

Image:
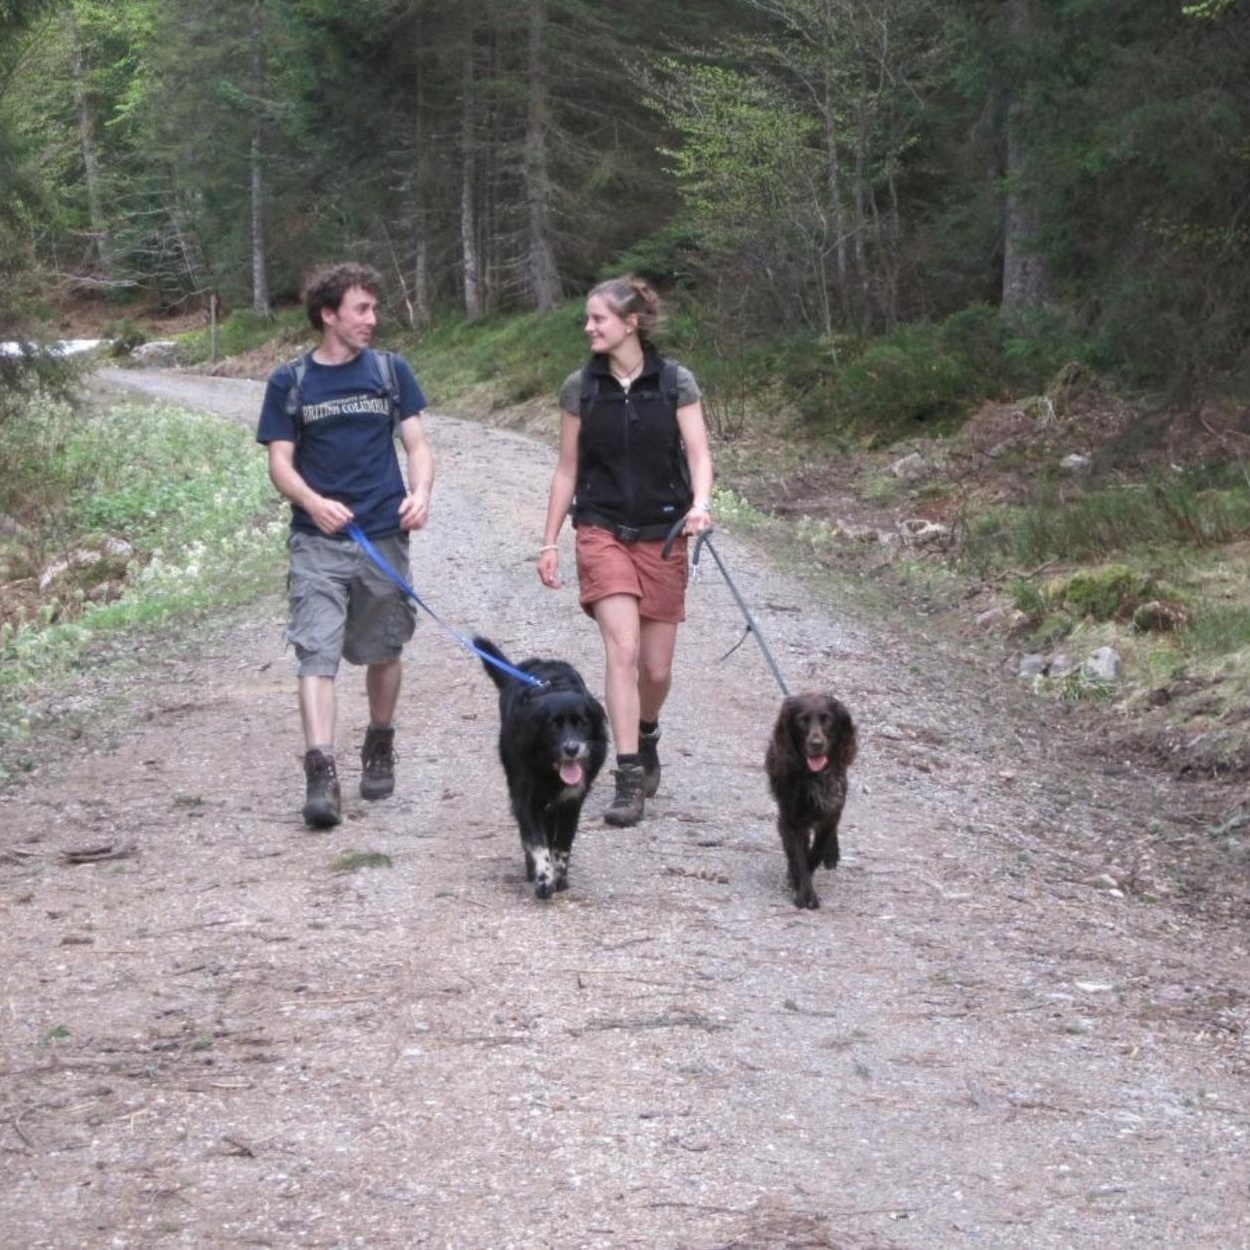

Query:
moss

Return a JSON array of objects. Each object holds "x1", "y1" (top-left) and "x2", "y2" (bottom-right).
[
  {"x1": 1045, "y1": 564, "x2": 1163, "y2": 622},
  {"x1": 331, "y1": 850, "x2": 393, "y2": 874}
]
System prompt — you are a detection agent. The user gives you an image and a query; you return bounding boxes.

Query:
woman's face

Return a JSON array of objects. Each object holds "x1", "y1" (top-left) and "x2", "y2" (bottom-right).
[{"x1": 584, "y1": 295, "x2": 637, "y2": 356}]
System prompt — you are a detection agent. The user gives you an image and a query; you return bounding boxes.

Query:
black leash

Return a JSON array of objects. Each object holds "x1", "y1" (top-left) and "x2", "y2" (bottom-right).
[{"x1": 662, "y1": 522, "x2": 791, "y2": 698}]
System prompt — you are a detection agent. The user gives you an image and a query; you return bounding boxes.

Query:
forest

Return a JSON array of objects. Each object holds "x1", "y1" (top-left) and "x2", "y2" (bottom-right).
[{"x1": 1, "y1": 0, "x2": 1249, "y2": 412}]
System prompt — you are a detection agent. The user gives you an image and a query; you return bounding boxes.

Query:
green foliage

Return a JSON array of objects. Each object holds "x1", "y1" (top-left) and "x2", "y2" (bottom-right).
[
  {"x1": 178, "y1": 309, "x2": 307, "y2": 366},
  {"x1": 331, "y1": 850, "x2": 393, "y2": 874},
  {"x1": 1008, "y1": 579, "x2": 1047, "y2": 620},
  {"x1": 1185, "y1": 604, "x2": 1250, "y2": 656},
  {"x1": 1, "y1": 388, "x2": 83, "y2": 515},
  {"x1": 962, "y1": 476, "x2": 1250, "y2": 571},
  {"x1": 777, "y1": 304, "x2": 1093, "y2": 445},
  {"x1": 654, "y1": 60, "x2": 816, "y2": 243},
  {"x1": 825, "y1": 327, "x2": 970, "y2": 442},
  {"x1": 1182, "y1": 1, "x2": 1237, "y2": 20},
  {"x1": 644, "y1": 52, "x2": 844, "y2": 336},
  {"x1": 609, "y1": 222, "x2": 704, "y2": 291},
  {"x1": 1044, "y1": 565, "x2": 1165, "y2": 623},
  {"x1": 1002, "y1": 312, "x2": 1091, "y2": 388},
  {"x1": 3, "y1": 0, "x2": 1250, "y2": 401},
  {"x1": 0, "y1": 389, "x2": 284, "y2": 735},
  {"x1": 0, "y1": 350, "x2": 81, "y2": 427},
  {"x1": 408, "y1": 304, "x2": 590, "y2": 406},
  {"x1": 1029, "y1": 613, "x2": 1077, "y2": 650},
  {"x1": 103, "y1": 318, "x2": 145, "y2": 356}
]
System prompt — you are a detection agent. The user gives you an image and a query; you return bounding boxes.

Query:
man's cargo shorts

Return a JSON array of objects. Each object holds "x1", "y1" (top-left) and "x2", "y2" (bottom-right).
[{"x1": 286, "y1": 530, "x2": 417, "y2": 677}]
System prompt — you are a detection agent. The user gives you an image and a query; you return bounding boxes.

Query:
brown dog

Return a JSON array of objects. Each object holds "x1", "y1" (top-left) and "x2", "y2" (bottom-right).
[{"x1": 765, "y1": 692, "x2": 857, "y2": 909}]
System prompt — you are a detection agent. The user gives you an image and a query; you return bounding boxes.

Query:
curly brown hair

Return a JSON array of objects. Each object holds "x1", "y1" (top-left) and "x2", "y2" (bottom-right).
[{"x1": 301, "y1": 263, "x2": 383, "y2": 332}]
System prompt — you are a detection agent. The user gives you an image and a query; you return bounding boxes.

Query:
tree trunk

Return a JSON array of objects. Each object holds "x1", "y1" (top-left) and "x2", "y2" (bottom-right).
[
  {"x1": 523, "y1": 0, "x2": 559, "y2": 311},
  {"x1": 820, "y1": 0, "x2": 847, "y2": 309},
  {"x1": 409, "y1": 43, "x2": 432, "y2": 329},
  {"x1": 459, "y1": 43, "x2": 481, "y2": 322},
  {"x1": 411, "y1": 210, "x2": 430, "y2": 329},
  {"x1": 68, "y1": 9, "x2": 109, "y2": 277},
  {"x1": 1000, "y1": 0, "x2": 1049, "y2": 317},
  {"x1": 248, "y1": 0, "x2": 270, "y2": 317},
  {"x1": 249, "y1": 131, "x2": 270, "y2": 316},
  {"x1": 851, "y1": 88, "x2": 871, "y2": 329}
]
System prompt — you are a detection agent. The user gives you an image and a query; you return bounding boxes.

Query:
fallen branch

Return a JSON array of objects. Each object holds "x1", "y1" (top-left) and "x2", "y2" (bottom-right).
[
  {"x1": 60, "y1": 842, "x2": 138, "y2": 866},
  {"x1": 569, "y1": 1011, "x2": 728, "y2": 1036}
]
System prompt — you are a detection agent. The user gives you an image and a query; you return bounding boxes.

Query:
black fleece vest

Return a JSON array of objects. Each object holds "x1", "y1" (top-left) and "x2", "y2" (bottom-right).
[{"x1": 572, "y1": 350, "x2": 692, "y2": 534}]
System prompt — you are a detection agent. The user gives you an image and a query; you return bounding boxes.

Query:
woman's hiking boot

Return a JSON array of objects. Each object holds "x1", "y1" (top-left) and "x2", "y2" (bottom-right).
[
  {"x1": 604, "y1": 762, "x2": 646, "y2": 827},
  {"x1": 360, "y1": 726, "x2": 396, "y2": 800},
  {"x1": 638, "y1": 725, "x2": 662, "y2": 798},
  {"x1": 302, "y1": 749, "x2": 342, "y2": 828}
]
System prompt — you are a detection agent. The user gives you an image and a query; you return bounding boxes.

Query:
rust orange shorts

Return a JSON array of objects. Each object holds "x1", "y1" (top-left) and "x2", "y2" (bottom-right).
[{"x1": 574, "y1": 524, "x2": 689, "y2": 623}]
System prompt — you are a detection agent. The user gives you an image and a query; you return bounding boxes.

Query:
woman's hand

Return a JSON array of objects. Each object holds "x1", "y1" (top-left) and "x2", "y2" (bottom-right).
[
  {"x1": 537, "y1": 545, "x2": 561, "y2": 589},
  {"x1": 683, "y1": 502, "x2": 713, "y2": 537}
]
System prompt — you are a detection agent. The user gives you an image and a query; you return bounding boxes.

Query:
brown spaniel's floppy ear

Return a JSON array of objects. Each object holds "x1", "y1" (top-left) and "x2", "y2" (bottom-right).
[
  {"x1": 827, "y1": 696, "x2": 858, "y2": 772},
  {"x1": 771, "y1": 696, "x2": 801, "y2": 764}
]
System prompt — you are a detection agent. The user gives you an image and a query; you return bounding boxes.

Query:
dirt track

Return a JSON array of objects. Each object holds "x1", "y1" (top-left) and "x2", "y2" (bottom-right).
[{"x1": 2, "y1": 368, "x2": 1248, "y2": 1249}]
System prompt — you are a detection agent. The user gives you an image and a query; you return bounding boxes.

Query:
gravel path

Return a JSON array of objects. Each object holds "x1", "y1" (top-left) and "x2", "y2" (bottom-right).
[{"x1": 2, "y1": 368, "x2": 1247, "y2": 1249}]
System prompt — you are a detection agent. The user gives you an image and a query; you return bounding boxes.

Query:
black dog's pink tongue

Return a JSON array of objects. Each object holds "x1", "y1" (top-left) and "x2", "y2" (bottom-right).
[
  {"x1": 806, "y1": 754, "x2": 828, "y2": 773},
  {"x1": 560, "y1": 761, "x2": 584, "y2": 786}
]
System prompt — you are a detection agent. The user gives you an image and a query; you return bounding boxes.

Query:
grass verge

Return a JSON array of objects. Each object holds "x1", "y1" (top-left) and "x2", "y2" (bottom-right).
[{"x1": 0, "y1": 387, "x2": 285, "y2": 772}]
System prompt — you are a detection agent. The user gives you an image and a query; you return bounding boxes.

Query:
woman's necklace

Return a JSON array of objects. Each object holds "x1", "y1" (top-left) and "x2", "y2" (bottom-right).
[{"x1": 611, "y1": 355, "x2": 644, "y2": 386}]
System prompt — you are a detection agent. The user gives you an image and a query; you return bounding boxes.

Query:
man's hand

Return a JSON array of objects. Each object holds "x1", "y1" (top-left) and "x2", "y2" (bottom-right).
[
  {"x1": 399, "y1": 489, "x2": 430, "y2": 531},
  {"x1": 306, "y1": 495, "x2": 355, "y2": 534}
]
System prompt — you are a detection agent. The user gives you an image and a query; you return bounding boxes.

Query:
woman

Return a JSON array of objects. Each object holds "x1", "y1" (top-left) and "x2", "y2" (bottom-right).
[{"x1": 537, "y1": 276, "x2": 714, "y2": 826}]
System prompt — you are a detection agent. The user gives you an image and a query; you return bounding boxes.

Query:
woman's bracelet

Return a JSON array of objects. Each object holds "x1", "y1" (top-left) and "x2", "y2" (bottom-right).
[{"x1": 538, "y1": 544, "x2": 559, "y2": 553}]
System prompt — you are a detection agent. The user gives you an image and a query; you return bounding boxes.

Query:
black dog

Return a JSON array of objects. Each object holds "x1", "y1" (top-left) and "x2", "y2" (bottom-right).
[
  {"x1": 474, "y1": 635, "x2": 608, "y2": 900},
  {"x1": 765, "y1": 692, "x2": 857, "y2": 909}
]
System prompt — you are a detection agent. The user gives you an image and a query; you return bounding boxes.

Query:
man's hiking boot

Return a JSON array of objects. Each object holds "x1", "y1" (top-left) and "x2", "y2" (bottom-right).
[
  {"x1": 360, "y1": 726, "x2": 396, "y2": 800},
  {"x1": 604, "y1": 762, "x2": 646, "y2": 827},
  {"x1": 302, "y1": 749, "x2": 342, "y2": 829},
  {"x1": 639, "y1": 725, "x2": 662, "y2": 798}
]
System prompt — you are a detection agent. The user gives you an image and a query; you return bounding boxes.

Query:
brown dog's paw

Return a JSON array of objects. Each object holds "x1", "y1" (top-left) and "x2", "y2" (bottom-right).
[{"x1": 793, "y1": 883, "x2": 820, "y2": 910}]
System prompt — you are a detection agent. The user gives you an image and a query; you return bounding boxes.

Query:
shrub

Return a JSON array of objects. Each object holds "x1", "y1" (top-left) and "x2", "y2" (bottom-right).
[
  {"x1": 1001, "y1": 308, "x2": 1092, "y2": 392},
  {"x1": 791, "y1": 306, "x2": 1092, "y2": 447},
  {"x1": 103, "y1": 318, "x2": 145, "y2": 356},
  {"x1": 1044, "y1": 564, "x2": 1166, "y2": 622},
  {"x1": 934, "y1": 304, "x2": 1007, "y2": 392},
  {"x1": 961, "y1": 474, "x2": 1250, "y2": 571},
  {"x1": 819, "y1": 324, "x2": 969, "y2": 444},
  {"x1": 609, "y1": 222, "x2": 703, "y2": 290}
]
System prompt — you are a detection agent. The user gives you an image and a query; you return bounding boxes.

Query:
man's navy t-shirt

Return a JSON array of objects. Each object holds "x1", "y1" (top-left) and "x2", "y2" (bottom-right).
[{"x1": 257, "y1": 348, "x2": 426, "y2": 539}]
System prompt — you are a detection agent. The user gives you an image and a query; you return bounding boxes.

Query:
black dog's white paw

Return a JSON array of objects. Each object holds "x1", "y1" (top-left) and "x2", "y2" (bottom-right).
[{"x1": 531, "y1": 847, "x2": 555, "y2": 900}]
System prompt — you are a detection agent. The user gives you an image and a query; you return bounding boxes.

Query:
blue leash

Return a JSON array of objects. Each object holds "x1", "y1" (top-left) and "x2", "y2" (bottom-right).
[{"x1": 344, "y1": 522, "x2": 545, "y2": 688}]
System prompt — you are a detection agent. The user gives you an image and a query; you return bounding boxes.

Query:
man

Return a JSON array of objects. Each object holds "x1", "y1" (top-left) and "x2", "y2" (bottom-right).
[{"x1": 257, "y1": 262, "x2": 434, "y2": 828}]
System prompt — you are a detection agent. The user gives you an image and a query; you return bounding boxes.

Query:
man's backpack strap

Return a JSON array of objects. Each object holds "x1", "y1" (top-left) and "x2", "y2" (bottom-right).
[
  {"x1": 375, "y1": 349, "x2": 403, "y2": 423},
  {"x1": 283, "y1": 353, "x2": 309, "y2": 422}
]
